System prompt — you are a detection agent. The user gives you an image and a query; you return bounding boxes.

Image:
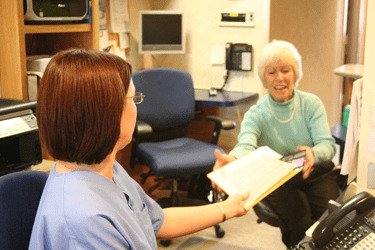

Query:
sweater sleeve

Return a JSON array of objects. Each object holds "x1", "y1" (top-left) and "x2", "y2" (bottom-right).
[
  {"x1": 229, "y1": 105, "x2": 261, "y2": 158},
  {"x1": 306, "y1": 95, "x2": 336, "y2": 162}
]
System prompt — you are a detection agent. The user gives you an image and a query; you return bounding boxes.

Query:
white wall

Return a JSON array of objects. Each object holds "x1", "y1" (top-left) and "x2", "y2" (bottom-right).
[
  {"x1": 127, "y1": 0, "x2": 152, "y2": 71},
  {"x1": 142, "y1": 0, "x2": 270, "y2": 95},
  {"x1": 357, "y1": 0, "x2": 375, "y2": 196}
]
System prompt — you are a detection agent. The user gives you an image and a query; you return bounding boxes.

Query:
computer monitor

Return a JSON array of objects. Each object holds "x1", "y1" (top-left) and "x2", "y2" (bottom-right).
[{"x1": 139, "y1": 10, "x2": 185, "y2": 54}]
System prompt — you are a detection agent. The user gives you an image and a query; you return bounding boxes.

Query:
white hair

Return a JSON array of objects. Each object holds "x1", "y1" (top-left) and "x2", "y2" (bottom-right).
[{"x1": 257, "y1": 40, "x2": 303, "y2": 89}]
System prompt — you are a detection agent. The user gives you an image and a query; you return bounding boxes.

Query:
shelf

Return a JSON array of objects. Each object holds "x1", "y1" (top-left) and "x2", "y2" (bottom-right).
[
  {"x1": 0, "y1": 0, "x2": 99, "y2": 100},
  {"x1": 334, "y1": 64, "x2": 364, "y2": 80},
  {"x1": 24, "y1": 24, "x2": 92, "y2": 34}
]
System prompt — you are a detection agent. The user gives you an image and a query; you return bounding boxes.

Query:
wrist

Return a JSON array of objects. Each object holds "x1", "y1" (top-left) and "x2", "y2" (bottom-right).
[
  {"x1": 228, "y1": 154, "x2": 237, "y2": 162},
  {"x1": 215, "y1": 203, "x2": 226, "y2": 222}
]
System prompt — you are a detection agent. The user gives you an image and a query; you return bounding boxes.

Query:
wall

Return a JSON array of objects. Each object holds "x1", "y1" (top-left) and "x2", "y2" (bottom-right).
[
  {"x1": 269, "y1": 0, "x2": 345, "y2": 127},
  {"x1": 134, "y1": 0, "x2": 270, "y2": 95},
  {"x1": 357, "y1": 0, "x2": 375, "y2": 196},
  {"x1": 126, "y1": 0, "x2": 151, "y2": 70},
  {"x1": 345, "y1": 0, "x2": 367, "y2": 64}
]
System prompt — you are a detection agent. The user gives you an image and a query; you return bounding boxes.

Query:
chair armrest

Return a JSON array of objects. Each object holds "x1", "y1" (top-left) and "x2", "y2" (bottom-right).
[
  {"x1": 204, "y1": 115, "x2": 236, "y2": 130},
  {"x1": 134, "y1": 120, "x2": 153, "y2": 136},
  {"x1": 131, "y1": 120, "x2": 153, "y2": 169},
  {"x1": 203, "y1": 115, "x2": 236, "y2": 145}
]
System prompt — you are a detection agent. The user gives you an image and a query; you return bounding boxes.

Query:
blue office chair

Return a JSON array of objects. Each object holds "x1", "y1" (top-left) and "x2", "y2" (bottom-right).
[
  {"x1": 131, "y1": 68, "x2": 235, "y2": 245},
  {"x1": 0, "y1": 170, "x2": 48, "y2": 250}
]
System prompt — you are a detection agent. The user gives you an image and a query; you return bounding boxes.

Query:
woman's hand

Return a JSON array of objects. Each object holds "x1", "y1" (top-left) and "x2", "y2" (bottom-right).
[
  {"x1": 220, "y1": 192, "x2": 250, "y2": 219},
  {"x1": 211, "y1": 149, "x2": 237, "y2": 190},
  {"x1": 157, "y1": 192, "x2": 250, "y2": 239},
  {"x1": 297, "y1": 145, "x2": 315, "y2": 179}
]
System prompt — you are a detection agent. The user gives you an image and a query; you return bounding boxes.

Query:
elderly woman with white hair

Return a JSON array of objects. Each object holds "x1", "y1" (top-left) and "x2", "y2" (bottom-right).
[{"x1": 212, "y1": 40, "x2": 339, "y2": 247}]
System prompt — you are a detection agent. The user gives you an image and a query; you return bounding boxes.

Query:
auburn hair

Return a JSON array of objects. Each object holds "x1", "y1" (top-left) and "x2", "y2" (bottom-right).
[{"x1": 37, "y1": 49, "x2": 132, "y2": 164}]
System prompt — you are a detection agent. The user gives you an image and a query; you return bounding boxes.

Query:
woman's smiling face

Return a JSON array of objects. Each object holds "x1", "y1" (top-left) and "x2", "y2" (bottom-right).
[{"x1": 264, "y1": 59, "x2": 296, "y2": 102}]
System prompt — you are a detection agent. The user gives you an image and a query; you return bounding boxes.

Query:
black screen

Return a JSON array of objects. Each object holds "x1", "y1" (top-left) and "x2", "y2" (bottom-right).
[{"x1": 142, "y1": 14, "x2": 182, "y2": 45}]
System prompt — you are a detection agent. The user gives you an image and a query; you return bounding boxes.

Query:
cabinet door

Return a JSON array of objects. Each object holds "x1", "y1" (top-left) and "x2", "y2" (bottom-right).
[
  {"x1": 0, "y1": 0, "x2": 27, "y2": 99},
  {"x1": 0, "y1": 0, "x2": 99, "y2": 100}
]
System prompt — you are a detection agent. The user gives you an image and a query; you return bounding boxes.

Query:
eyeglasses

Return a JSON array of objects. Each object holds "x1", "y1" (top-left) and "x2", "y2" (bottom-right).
[{"x1": 127, "y1": 92, "x2": 145, "y2": 104}]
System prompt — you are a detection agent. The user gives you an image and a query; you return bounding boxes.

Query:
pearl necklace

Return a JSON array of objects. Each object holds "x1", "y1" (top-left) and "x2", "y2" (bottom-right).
[{"x1": 268, "y1": 97, "x2": 297, "y2": 124}]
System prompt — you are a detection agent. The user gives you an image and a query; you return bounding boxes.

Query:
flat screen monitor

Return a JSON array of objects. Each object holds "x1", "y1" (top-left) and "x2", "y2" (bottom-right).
[{"x1": 139, "y1": 11, "x2": 185, "y2": 54}]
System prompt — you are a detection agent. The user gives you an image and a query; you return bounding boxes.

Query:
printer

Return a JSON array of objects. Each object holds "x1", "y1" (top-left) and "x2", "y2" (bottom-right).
[
  {"x1": 0, "y1": 99, "x2": 42, "y2": 176},
  {"x1": 23, "y1": 0, "x2": 89, "y2": 22},
  {"x1": 26, "y1": 55, "x2": 52, "y2": 100}
]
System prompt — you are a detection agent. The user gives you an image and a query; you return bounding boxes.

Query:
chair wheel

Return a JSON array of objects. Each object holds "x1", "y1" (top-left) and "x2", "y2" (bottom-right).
[
  {"x1": 214, "y1": 224, "x2": 225, "y2": 238},
  {"x1": 160, "y1": 239, "x2": 171, "y2": 247}
]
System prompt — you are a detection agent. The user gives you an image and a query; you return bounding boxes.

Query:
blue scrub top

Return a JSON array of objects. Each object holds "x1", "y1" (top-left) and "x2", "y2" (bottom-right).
[{"x1": 29, "y1": 161, "x2": 164, "y2": 250}]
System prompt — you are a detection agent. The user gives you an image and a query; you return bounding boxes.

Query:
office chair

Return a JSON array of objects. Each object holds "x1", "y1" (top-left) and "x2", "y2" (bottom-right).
[
  {"x1": 253, "y1": 199, "x2": 281, "y2": 227},
  {"x1": 131, "y1": 68, "x2": 235, "y2": 245},
  {"x1": 0, "y1": 170, "x2": 48, "y2": 250}
]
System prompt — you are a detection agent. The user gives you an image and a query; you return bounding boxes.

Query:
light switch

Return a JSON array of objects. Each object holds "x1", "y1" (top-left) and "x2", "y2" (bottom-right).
[{"x1": 211, "y1": 45, "x2": 225, "y2": 65}]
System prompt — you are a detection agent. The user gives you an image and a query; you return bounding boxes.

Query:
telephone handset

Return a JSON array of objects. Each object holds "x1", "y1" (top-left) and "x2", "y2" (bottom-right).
[
  {"x1": 214, "y1": 43, "x2": 252, "y2": 93},
  {"x1": 311, "y1": 191, "x2": 375, "y2": 249},
  {"x1": 225, "y1": 43, "x2": 252, "y2": 71}
]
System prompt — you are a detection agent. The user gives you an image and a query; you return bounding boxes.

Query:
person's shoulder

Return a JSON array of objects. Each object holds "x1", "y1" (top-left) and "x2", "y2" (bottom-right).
[
  {"x1": 56, "y1": 171, "x2": 117, "y2": 206},
  {"x1": 296, "y1": 90, "x2": 325, "y2": 115},
  {"x1": 250, "y1": 94, "x2": 268, "y2": 110},
  {"x1": 296, "y1": 89, "x2": 319, "y2": 99},
  {"x1": 242, "y1": 95, "x2": 268, "y2": 120},
  {"x1": 62, "y1": 178, "x2": 123, "y2": 223},
  {"x1": 296, "y1": 90, "x2": 322, "y2": 103},
  {"x1": 113, "y1": 160, "x2": 131, "y2": 178}
]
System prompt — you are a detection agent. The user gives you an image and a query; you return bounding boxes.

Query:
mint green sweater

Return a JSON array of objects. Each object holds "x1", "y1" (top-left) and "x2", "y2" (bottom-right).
[{"x1": 230, "y1": 90, "x2": 336, "y2": 163}]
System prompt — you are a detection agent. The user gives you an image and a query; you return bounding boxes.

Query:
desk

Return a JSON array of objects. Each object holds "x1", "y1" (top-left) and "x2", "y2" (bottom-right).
[
  {"x1": 334, "y1": 64, "x2": 364, "y2": 107},
  {"x1": 194, "y1": 89, "x2": 259, "y2": 125},
  {"x1": 194, "y1": 89, "x2": 259, "y2": 107}
]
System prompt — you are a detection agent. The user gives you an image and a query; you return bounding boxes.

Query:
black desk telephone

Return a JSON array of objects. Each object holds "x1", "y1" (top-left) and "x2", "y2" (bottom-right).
[
  {"x1": 293, "y1": 191, "x2": 375, "y2": 249},
  {"x1": 225, "y1": 43, "x2": 252, "y2": 71},
  {"x1": 212, "y1": 43, "x2": 252, "y2": 94}
]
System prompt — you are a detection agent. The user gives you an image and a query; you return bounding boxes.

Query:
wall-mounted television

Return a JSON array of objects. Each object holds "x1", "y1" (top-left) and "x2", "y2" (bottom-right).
[{"x1": 139, "y1": 10, "x2": 185, "y2": 54}]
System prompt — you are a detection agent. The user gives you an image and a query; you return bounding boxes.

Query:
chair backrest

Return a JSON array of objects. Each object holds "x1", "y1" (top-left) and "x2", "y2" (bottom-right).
[
  {"x1": 0, "y1": 171, "x2": 48, "y2": 250},
  {"x1": 132, "y1": 68, "x2": 195, "y2": 131}
]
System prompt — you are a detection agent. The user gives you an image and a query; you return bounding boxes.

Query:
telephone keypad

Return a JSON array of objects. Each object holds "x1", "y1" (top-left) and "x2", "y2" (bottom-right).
[
  {"x1": 352, "y1": 232, "x2": 374, "y2": 249},
  {"x1": 326, "y1": 218, "x2": 375, "y2": 250},
  {"x1": 296, "y1": 217, "x2": 375, "y2": 250}
]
